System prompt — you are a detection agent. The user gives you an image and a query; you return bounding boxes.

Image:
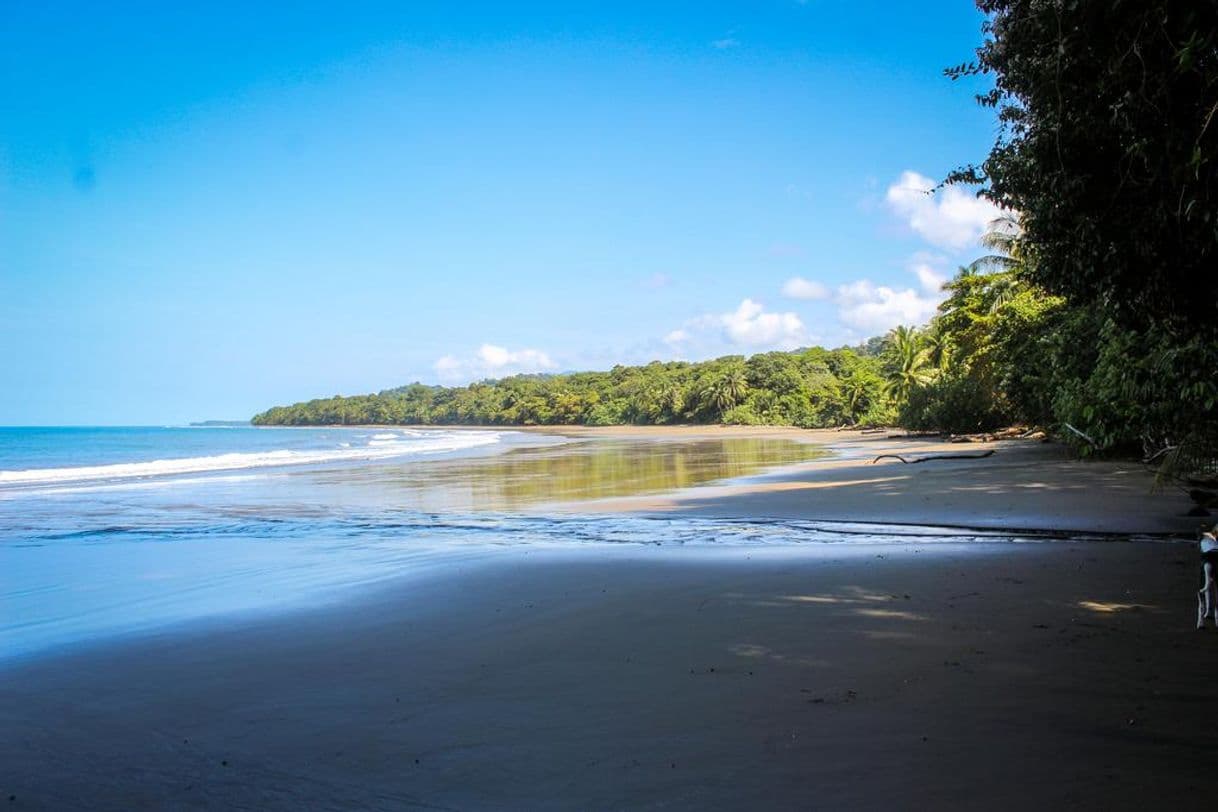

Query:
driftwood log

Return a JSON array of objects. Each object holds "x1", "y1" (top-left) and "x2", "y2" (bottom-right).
[{"x1": 871, "y1": 449, "x2": 996, "y2": 465}]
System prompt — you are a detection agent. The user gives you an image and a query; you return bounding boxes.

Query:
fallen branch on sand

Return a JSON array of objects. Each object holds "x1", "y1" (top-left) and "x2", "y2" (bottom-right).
[
  {"x1": 871, "y1": 450, "x2": 996, "y2": 465},
  {"x1": 1063, "y1": 422, "x2": 1096, "y2": 446}
]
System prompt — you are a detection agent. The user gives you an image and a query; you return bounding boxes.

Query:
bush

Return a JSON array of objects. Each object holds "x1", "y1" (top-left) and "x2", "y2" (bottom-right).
[
  {"x1": 1050, "y1": 319, "x2": 1218, "y2": 462},
  {"x1": 585, "y1": 401, "x2": 628, "y2": 426},
  {"x1": 721, "y1": 405, "x2": 762, "y2": 425},
  {"x1": 898, "y1": 374, "x2": 1007, "y2": 433}
]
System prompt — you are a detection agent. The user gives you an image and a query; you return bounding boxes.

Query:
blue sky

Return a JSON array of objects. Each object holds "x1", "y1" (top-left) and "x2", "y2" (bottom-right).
[{"x1": 0, "y1": 1, "x2": 1000, "y2": 424}]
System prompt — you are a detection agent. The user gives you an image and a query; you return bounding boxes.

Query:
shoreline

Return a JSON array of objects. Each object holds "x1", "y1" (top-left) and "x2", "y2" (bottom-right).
[
  {"x1": 319, "y1": 423, "x2": 1199, "y2": 534},
  {"x1": 227, "y1": 422, "x2": 1201, "y2": 537},
  {"x1": 3, "y1": 427, "x2": 1213, "y2": 808},
  {"x1": 532, "y1": 426, "x2": 1199, "y2": 537}
]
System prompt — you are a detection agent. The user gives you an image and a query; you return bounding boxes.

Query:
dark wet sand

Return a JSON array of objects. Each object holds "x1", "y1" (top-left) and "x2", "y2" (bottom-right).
[
  {"x1": 2, "y1": 428, "x2": 1214, "y2": 810},
  {"x1": 3, "y1": 541, "x2": 1216, "y2": 810}
]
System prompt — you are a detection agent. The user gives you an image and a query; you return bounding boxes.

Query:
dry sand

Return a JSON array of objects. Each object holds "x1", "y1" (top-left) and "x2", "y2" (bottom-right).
[{"x1": 2, "y1": 428, "x2": 1215, "y2": 810}]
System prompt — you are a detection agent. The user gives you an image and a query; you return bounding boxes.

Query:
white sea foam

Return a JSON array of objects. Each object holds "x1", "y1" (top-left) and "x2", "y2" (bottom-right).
[
  {"x1": 0, "y1": 473, "x2": 269, "y2": 499},
  {"x1": 0, "y1": 431, "x2": 502, "y2": 488}
]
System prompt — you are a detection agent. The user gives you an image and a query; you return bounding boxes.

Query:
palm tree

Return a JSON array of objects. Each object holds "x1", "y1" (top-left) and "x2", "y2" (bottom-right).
[
  {"x1": 883, "y1": 325, "x2": 932, "y2": 402},
  {"x1": 703, "y1": 366, "x2": 749, "y2": 415},
  {"x1": 968, "y1": 213, "x2": 1023, "y2": 272},
  {"x1": 922, "y1": 325, "x2": 950, "y2": 371},
  {"x1": 968, "y1": 214, "x2": 1025, "y2": 313},
  {"x1": 661, "y1": 385, "x2": 686, "y2": 422},
  {"x1": 750, "y1": 390, "x2": 779, "y2": 421},
  {"x1": 839, "y1": 374, "x2": 872, "y2": 423}
]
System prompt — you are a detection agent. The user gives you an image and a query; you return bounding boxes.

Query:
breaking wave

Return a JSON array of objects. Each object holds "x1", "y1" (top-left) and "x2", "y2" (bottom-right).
[{"x1": 0, "y1": 430, "x2": 503, "y2": 488}]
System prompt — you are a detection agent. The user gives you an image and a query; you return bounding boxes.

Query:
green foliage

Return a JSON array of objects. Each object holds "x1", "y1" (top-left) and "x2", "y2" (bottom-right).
[
  {"x1": 932, "y1": 0, "x2": 1218, "y2": 475},
  {"x1": 885, "y1": 219, "x2": 1068, "y2": 434},
  {"x1": 881, "y1": 325, "x2": 933, "y2": 403},
  {"x1": 252, "y1": 347, "x2": 892, "y2": 428},
  {"x1": 721, "y1": 404, "x2": 762, "y2": 426},
  {"x1": 1050, "y1": 318, "x2": 1218, "y2": 462},
  {"x1": 898, "y1": 370, "x2": 1007, "y2": 434},
  {"x1": 952, "y1": 1, "x2": 1218, "y2": 331}
]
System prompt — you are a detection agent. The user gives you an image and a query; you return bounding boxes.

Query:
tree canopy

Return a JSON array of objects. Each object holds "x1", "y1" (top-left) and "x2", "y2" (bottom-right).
[
  {"x1": 252, "y1": 347, "x2": 892, "y2": 429},
  {"x1": 941, "y1": 0, "x2": 1218, "y2": 474},
  {"x1": 950, "y1": 0, "x2": 1218, "y2": 330}
]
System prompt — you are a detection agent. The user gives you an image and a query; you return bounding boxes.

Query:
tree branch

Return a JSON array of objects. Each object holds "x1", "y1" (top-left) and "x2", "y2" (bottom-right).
[{"x1": 871, "y1": 450, "x2": 996, "y2": 465}]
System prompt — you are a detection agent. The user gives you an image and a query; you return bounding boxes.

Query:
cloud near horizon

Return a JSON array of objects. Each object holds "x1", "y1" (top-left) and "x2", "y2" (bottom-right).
[
  {"x1": 434, "y1": 343, "x2": 557, "y2": 381},
  {"x1": 781, "y1": 276, "x2": 830, "y2": 300},
  {"x1": 885, "y1": 170, "x2": 1004, "y2": 250},
  {"x1": 666, "y1": 298, "x2": 808, "y2": 352},
  {"x1": 833, "y1": 254, "x2": 949, "y2": 333},
  {"x1": 446, "y1": 176, "x2": 985, "y2": 380}
]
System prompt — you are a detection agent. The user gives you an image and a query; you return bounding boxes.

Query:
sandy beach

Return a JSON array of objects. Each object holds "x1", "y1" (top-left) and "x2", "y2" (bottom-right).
[
  {"x1": 548, "y1": 427, "x2": 1200, "y2": 535},
  {"x1": 2, "y1": 428, "x2": 1215, "y2": 810},
  {"x1": 13, "y1": 1, "x2": 1216, "y2": 809}
]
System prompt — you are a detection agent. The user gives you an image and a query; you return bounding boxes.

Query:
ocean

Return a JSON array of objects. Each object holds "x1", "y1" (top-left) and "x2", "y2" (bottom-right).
[
  {"x1": 0, "y1": 426, "x2": 555, "y2": 657},
  {"x1": 2, "y1": 426, "x2": 1024, "y2": 662},
  {"x1": 0, "y1": 425, "x2": 833, "y2": 660}
]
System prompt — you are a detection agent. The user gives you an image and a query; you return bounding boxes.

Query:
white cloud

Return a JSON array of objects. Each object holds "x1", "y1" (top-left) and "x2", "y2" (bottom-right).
[
  {"x1": 674, "y1": 298, "x2": 808, "y2": 352},
  {"x1": 721, "y1": 299, "x2": 806, "y2": 348},
  {"x1": 912, "y1": 264, "x2": 946, "y2": 294},
  {"x1": 885, "y1": 170, "x2": 1004, "y2": 250},
  {"x1": 908, "y1": 252, "x2": 949, "y2": 294},
  {"x1": 832, "y1": 255, "x2": 951, "y2": 333},
  {"x1": 434, "y1": 343, "x2": 557, "y2": 381},
  {"x1": 835, "y1": 281, "x2": 942, "y2": 333},
  {"x1": 711, "y1": 36, "x2": 739, "y2": 49},
  {"x1": 643, "y1": 272, "x2": 672, "y2": 289},
  {"x1": 434, "y1": 355, "x2": 461, "y2": 374},
  {"x1": 477, "y1": 343, "x2": 554, "y2": 370},
  {"x1": 781, "y1": 276, "x2": 830, "y2": 300}
]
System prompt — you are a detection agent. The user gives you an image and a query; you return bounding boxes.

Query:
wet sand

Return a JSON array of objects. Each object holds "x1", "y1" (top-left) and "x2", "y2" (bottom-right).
[
  {"x1": 335, "y1": 427, "x2": 826, "y2": 513},
  {"x1": 2, "y1": 428, "x2": 1214, "y2": 810},
  {"x1": 546, "y1": 426, "x2": 1199, "y2": 535}
]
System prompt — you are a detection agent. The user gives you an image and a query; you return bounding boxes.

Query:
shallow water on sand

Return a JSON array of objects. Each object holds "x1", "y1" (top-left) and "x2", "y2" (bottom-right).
[{"x1": 2, "y1": 427, "x2": 834, "y2": 659}]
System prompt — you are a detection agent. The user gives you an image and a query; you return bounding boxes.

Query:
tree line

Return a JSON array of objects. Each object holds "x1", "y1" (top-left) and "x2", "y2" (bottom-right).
[
  {"x1": 247, "y1": 220, "x2": 1065, "y2": 438},
  {"x1": 935, "y1": 0, "x2": 1218, "y2": 475},
  {"x1": 252, "y1": 344, "x2": 897, "y2": 428}
]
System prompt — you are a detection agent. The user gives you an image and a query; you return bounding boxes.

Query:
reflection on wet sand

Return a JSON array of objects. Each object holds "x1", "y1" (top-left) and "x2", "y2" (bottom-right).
[{"x1": 316, "y1": 437, "x2": 826, "y2": 513}]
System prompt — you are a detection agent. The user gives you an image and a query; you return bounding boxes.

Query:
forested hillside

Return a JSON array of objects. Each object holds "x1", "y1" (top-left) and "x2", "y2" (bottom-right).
[{"x1": 252, "y1": 345, "x2": 892, "y2": 428}]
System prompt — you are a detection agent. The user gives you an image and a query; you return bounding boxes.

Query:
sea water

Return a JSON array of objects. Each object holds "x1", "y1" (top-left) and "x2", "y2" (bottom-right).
[
  {"x1": 0, "y1": 426, "x2": 546, "y2": 658},
  {"x1": 0, "y1": 426, "x2": 1013, "y2": 661}
]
